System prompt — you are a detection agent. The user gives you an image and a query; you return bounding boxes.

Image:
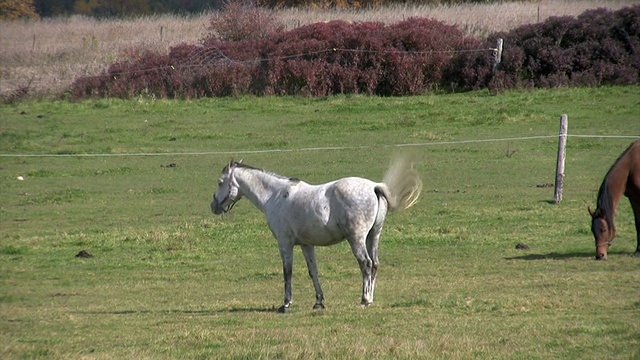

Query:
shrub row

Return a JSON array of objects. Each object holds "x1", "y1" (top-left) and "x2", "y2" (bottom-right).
[
  {"x1": 483, "y1": 5, "x2": 640, "y2": 91},
  {"x1": 70, "y1": 5, "x2": 640, "y2": 99},
  {"x1": 71, "y1": 17, "x2": 479, "y2": 98}
]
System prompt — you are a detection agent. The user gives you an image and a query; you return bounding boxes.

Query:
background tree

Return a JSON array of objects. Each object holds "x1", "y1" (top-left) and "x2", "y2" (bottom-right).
[
  {"x1": 33, "y1": 0, "x2": 522, "y2": 17},
  {"x1": 98, "y1": 0, "x2": 152, "y2": 16},
  {"x1": 73, "y1": 0, "x2": 100, "y2": 15},
  {"x1": 34, "y1": 0, "x2": 73, "y2": 17},
  {"x1": 0, "y1": 0, "x2": 40, "y2": 19}
]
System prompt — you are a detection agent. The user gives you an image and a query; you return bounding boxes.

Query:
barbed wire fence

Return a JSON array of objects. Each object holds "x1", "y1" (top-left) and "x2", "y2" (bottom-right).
[
  {"x1": 82, "y1": 42, "x2": 502, "y2": 83},
  {"x1": 1, "y1": 134, "x2": 637, "y2": 158},
  {"x1": 2, "y1": 37, "x2": 499, "y2": 98},
  {"x1": 1, "y1": 115, "x2": 636, "y2": 200}
]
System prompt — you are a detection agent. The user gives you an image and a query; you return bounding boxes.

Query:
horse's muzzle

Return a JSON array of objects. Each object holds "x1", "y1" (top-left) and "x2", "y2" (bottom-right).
[
  {"x1": 211, "y1": 200, "x2": 224, "y2": 215},
  {"x1": 595, "y1": 252, "x2": 607, "y2": 260},
  {"x1": 595, "y1": 244, "x2": 609, "y2": 260},
  {"x1": 212, "y1": 196, "x2": 235, "y2": 215}
]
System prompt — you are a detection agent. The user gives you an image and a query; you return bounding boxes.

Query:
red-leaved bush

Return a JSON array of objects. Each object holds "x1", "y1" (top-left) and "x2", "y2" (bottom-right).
[
  {"x1": 71, "y1": 17, "x2": 476, "y2": 98},
  {"x1": 471, "y1": 5, "x2": 639, "y2": 91},
  {"x1": 206, "y1": 0, "x2": 285, "y2": 42},
  {"x1": 70, "y1": 5, "x2": 640, "y2": 99}
]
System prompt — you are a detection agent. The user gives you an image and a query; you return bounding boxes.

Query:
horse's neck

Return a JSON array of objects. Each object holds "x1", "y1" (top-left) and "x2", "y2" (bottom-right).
[
  {"x1": 600, "y1": 160, "x2": 629, "y2": 215},
  {"x1": 235, "y1": 168, "x2": 285, "y2": 213}
]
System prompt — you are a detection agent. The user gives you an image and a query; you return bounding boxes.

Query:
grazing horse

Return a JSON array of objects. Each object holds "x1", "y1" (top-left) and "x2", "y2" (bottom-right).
[
  {"x1": 211, "y1": 157, "x2": 422, "y2": 312},
  {"x1": 589, "y1": 140, "x2": 640, "y2": 260}
]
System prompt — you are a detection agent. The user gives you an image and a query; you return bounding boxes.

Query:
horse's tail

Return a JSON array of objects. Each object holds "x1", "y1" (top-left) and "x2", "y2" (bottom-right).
[{"x1": 379, "y1": 154, "x2": 422, "y2": 211}]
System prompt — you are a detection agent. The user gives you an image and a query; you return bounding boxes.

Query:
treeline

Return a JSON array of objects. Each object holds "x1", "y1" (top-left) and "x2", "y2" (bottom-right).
[{"x1": 3, "y1": 0, "x2": 504, "y2": 19}]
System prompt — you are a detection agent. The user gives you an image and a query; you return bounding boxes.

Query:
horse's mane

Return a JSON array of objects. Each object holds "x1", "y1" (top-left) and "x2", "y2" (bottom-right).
[
  {"x1": 227, "y1": 161, "x2": 299, "y2": 183},
  {"x1": 594, "y1": 141, "x2": 638, "y2": 228},
  {"x1": 594, "y1": 181, "x2": 614, "y2": 229}
]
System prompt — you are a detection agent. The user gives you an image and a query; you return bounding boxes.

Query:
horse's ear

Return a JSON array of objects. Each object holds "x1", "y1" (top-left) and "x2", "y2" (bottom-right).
[
  {"x1": 238, "y1": 159, "x2": 243, "y2": 163},
  {"x1": 589, "y1": 207, "x2": 604, "y2": 218}
]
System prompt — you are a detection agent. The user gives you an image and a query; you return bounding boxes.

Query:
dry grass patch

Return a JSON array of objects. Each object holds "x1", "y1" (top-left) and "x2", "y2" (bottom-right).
[{"x1": 278, "y1": 0, "x2": 635, "y2": 36}]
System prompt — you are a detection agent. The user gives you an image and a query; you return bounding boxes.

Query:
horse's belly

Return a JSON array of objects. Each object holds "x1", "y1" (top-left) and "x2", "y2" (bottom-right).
[
  {"x1": 296, "y1": 235, "x2": 344, "y2": 247},
  {"x1": 295, "y1": 225, "x2": 344, "y2": 246}
]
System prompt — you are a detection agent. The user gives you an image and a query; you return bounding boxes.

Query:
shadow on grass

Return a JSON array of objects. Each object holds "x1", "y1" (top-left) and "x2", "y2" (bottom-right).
[{"x1": 505, "y1": 250, "x2": 631, "y2": 261}]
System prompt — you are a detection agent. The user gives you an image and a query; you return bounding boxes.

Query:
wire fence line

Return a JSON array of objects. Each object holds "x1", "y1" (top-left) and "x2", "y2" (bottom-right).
[
  {"x1": 83, "y1": 45, "x2": 500, "y2": 80},
  {"x1": 2, "y1": 44, "x2": 500, "y2": 96},
  {"x1": 1, "y1": 134, "x2": 637, "y2": 158}
]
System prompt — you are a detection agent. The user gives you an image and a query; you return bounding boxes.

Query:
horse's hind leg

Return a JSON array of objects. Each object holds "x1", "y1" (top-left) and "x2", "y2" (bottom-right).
[
  {"x1": 347, "y1": 236, "x2": 375, "y2": 306},
  {"x1": 366, "y1": 233, "x2": 380, "y2": 300},
  {"x1": 301, "y1": 245, "x2": 325, "y2": 309},
  {"x1": 367, "y1": 198, "x2": 388, "y2": 297},
  {"x1": 367, "y1": 230, "x2": 380, "y2": 301}
]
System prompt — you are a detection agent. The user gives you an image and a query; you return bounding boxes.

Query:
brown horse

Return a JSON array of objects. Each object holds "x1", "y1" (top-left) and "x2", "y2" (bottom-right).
[{"x1": 588, "y1": 140, "x2": 640, "y2": 260}]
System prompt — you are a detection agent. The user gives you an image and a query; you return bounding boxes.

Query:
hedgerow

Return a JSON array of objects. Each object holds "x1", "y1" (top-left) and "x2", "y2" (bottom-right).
[
  {"x1": 71, "y1": 17, "x2": 479, "y2": 98},
  {"x1": 69, "y1": 5, "x2": 640, "y2": 99},
  {"x1": 482, "y1": 5, "x2": 640, "y2": 91}
]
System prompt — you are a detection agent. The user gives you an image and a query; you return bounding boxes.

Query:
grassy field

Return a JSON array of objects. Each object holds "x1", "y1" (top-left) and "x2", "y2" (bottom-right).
[
  {"x1": 1, "y1": 86, "x2": 639, "y2": 359},
  {"x1": 1, "y1": 0, "x2": 637, "y2": 97}
]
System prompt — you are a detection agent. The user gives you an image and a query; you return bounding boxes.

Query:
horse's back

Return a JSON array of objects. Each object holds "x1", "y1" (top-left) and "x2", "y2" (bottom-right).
[
  {"x1": 269, "y1": 177, "x2": 384, "y2": 246},
  {"x1": 329, "y1": 177, "x2": 385, "y2": 231},
  {"x1": 332, "y1": 177, "x2": 383, "y2": 206}
]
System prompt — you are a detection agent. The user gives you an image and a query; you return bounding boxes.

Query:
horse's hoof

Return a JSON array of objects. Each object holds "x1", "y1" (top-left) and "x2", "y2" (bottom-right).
[
  {"x1": 360, "y1": 301, "x2": 372, "y2": 308},
  {"x1": 633, "y1": 251, "x2": 640, "y2": 258},
  {"x1": 277, "y1": 305, "x2": 290, "y2": 313},
  {"x1": 312, "y1": 303, "x2": 325, "y2": 310}
]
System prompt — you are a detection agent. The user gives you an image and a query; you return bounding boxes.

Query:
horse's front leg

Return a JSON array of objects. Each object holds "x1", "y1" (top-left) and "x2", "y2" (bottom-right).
[
  {"x1": 277, "y1": 242, "x2": 294, "y2": 313},
  {"x1": 630, "y1": 199, "x2": 640, "y2": 257},
  {"x1": 301, "y1": 245, "x2": 325, "y2": 310}
]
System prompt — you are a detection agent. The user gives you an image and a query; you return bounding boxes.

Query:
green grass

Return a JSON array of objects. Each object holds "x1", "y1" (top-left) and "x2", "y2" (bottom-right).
[{"x1": 1, "y1": 86, "x2": 639, "y2": 359}]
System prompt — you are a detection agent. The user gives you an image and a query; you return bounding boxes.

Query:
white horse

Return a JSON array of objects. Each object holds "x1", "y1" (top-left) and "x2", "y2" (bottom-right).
[{"x1": 210, "y1": 156, "x2": 422, "y2": 312}]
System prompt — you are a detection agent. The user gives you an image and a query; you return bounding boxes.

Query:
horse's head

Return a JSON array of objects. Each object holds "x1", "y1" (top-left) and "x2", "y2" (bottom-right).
[
  {"x1": 588, "y1": 207, "x2": 615, "y2": 260},
  {"x1": 211, "y1": 160, "x2": 242, "y2": 215}
]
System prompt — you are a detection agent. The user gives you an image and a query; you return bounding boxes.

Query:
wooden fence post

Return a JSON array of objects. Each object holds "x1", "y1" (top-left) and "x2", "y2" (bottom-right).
[
  {"x1": 554, "y1": 114, "x2": 568, "y2": 204},
  {"x1": 493, "y1": 38, "x2": 503, "y2": 71}
]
